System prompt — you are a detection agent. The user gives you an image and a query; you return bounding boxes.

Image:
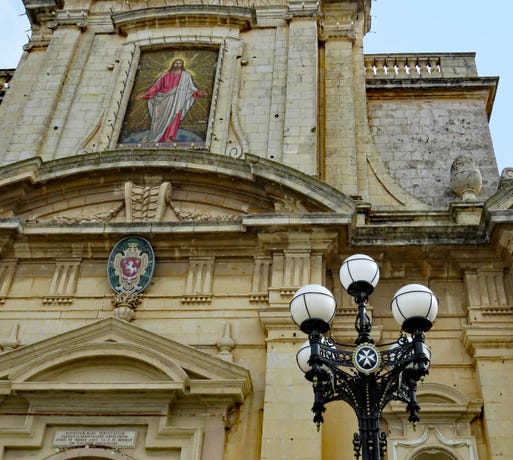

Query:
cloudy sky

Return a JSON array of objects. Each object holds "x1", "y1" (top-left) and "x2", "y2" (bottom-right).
[{"x1": 0, "y1": 0, "x2": 510, "y2": 172}]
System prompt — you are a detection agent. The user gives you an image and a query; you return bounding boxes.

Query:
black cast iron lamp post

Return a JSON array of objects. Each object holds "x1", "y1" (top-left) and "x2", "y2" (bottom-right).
[{"x1": 290, "y1": 254, "x2": 438, "y2": 460}]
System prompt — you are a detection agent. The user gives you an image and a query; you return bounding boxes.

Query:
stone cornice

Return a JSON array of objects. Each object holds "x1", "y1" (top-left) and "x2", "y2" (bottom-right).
[
  {"x1": 352, "y1": 220, "x2": 486, "y2": 246},
  {"x1": 23, "y1": 0, "x2": 64, "y2": 26},
  {"x1": 111, "y1": 5, "x2": 257, "y2": 34},
  {"x1": 258, "y1": 309, "x2": 299, "y2": 340},
  {"x1": 462, "y1": 325, "x2": 513, "y2": 359},
  {"x1": 366, "y1": 77, "x2": 498, "y2": 119}
]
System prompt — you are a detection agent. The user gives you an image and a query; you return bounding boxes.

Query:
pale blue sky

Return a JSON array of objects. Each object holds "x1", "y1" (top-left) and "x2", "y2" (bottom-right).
[{"x1": 0, "y1": 0, "x2": 510, "y2": 172}]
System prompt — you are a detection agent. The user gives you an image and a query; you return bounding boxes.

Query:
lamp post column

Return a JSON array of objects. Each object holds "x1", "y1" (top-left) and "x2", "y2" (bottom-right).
[
  {"x1": 291, "y1": 255, "x2": 438, "y2": 460},
  {"x1": 354, "y1": 382, "x2": 385, "y2": 460}
]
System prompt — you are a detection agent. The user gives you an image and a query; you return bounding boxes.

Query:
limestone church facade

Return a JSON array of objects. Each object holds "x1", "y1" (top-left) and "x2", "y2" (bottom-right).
[{"x1": 0, "y1": 0, "x2": 512, "y2": 459}]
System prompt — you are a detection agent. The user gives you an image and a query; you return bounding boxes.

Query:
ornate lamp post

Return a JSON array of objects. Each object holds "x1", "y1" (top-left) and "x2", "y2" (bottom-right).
[{"x1": 290, "y1": 254, "x2": 438, "y2": 460}]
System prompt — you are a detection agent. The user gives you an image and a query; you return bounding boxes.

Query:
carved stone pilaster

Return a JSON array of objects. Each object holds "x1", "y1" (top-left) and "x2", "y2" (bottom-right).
[
  {"x1": 280, "y1": 250, "x2": 311, "y2": 297},
  {"x1": 250, "y1": 256, "x2": 271, "y2": 303},
  {"x1": 182, "y1": 257, "x2": 215, "y2": 304},
  {"x1": 43, "y1": 259, "x2": 81, "y2": 305},
  {"x1": 464, "y1": 269, "x2": 512, "y2": 324}
]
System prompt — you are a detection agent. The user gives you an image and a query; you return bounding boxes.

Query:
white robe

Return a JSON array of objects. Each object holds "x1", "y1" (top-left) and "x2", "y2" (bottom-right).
[{"x1": 144, "y1": 70, "x2": 198, "y2": 142}]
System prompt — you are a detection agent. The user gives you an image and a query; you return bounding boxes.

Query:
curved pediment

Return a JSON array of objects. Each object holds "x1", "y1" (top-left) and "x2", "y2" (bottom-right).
[
  {"x1": 383, "y1": 383, "x2": 482, "y2": 425},
  {"x1": 0, "y1": 151, "x2": 355, "y2": 227},
  {"x1": 0, "y1": 317, "x2": 251, "y2": 402}
]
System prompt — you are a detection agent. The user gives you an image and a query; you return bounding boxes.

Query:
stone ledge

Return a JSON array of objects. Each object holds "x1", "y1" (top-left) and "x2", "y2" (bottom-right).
[
  {"x1": 462, "y1": 325, "x2": 513, "y2": 359},
  {"x1": 366, "y1": 77, "x2": 498, "y2": 118},
  {"x1": 111, "y1": 5, "x2": 257, "y2": 34}
]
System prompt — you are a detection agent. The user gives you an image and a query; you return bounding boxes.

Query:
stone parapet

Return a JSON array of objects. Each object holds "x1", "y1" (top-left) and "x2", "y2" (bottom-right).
[{"x1": 364, "y1": 52, "x2": 479, "y2": 79}]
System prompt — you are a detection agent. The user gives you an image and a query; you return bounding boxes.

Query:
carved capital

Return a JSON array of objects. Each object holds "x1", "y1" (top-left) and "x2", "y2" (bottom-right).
[
  {"x1": 318, "y1": 14, "x2": 357, "y2": 41},
  {"x1": 47, "y1": 9, "x2": 89, "y2": 31},
  {"x1": 287, "y1": 0, "x2": 319, "y2": 17}
]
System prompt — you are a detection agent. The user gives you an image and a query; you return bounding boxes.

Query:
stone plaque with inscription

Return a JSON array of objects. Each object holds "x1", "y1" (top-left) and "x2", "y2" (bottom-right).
[{"x1": 53, "y1": 430, "x2": 137, "y2": 448}]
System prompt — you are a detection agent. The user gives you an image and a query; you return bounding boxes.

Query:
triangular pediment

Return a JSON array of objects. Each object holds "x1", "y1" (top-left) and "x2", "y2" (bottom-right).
[{"x1": 0, "y1": 317, "x2": 251, "y2": 403}]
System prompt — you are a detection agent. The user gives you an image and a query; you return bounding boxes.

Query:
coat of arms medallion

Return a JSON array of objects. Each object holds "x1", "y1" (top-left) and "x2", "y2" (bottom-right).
[{"x1": 107, "y1": 236, "x2": 155, "y2": 294}]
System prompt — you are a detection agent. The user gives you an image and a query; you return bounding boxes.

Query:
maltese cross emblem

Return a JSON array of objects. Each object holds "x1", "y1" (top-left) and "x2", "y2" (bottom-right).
[{"x1": 353, "y1": 344, "x2": 381, "y2": 374}]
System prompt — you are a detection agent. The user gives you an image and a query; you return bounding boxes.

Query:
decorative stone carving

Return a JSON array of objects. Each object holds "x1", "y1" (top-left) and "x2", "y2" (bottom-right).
[
  {"x1": 0, "y1": 260, "x2": 16, "y2": 303},
  {"x1": 391, "y1": 425, "x2": 477, "y2": 460},
  {"x1": 125, "y1": 181, "x2": 174, "y2": 222},
  {"x1": 182, "y1": 257, "x2": 214, "y2": 304},
  {"x1": 280, "y1": 250, "x2": 311, "y2": 297},
  {"x1": 250, "y1": 256, "x2": 271, "y2": 303},
  {"x1": 0, "y1": 323, "x2": 20, "y2": 352},
  {"x1": 450, "y1": 155, "x2": 482, "y2": 200},
  {"x1": 29, "y1": 204, "x2": 123, "y2": 224},
  {"x1": 499, "y1": 167, "x2": 513, "y2": 189},
  {"x1": 29, "y1": 178, "x2": 240, "y2": 223},
  {"x1": 108, "y1": 236, "x2": 154, "y2": 322},
  {"x1": 111, "y1": 292, "x2": 143, "y2": 322},
  {"x1": 216, "y1": 323, "x2": 236, "y2": 362},
  {"x1": 172, "y1": 207, "x2": 240, "y2": 222},
  {"x1": 43, "y1": 259, "x2": 81, "y2": 305}
]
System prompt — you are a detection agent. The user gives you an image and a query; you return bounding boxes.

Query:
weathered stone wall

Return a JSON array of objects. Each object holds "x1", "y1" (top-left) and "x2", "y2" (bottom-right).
[
  {"x1": 367, "y1": 96, "x2": 498, "y2": 207},
  {"x1": 0, "y1": 1, "x2": 511, "y2": 460}
]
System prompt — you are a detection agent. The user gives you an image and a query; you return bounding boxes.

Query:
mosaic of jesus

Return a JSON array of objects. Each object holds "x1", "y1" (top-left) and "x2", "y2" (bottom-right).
[{"x1": 119, "y1": 48, "x2": 218, "y2": 146}]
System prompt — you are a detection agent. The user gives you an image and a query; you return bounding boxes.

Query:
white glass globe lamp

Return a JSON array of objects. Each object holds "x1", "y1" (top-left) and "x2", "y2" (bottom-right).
[
  {"x1": 339, "y1": 254, "x2": 380, "y2": 296},
  {"x1": 290, "y1": 284, "x2": 336, "y2": 334},
  {"x1": 390, "y1": 284, "x2": 438, "y2": 333},
  {"x1": 296, "y1": 340, "x2": 313, "y2": 374},
  {"x1": 296, "y1": 340, "x2": 335, "y2": 376}
]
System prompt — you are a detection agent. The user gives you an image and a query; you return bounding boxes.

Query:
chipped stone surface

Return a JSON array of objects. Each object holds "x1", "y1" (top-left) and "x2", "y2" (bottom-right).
[{"x1": 367, "y1": 94, "x2": 498, "y2": 207}]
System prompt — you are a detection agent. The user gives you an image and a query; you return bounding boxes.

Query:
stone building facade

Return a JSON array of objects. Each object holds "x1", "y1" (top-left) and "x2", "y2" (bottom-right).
[{"x1": 0, "y1": 0, "x2": 511, "y2": 459}]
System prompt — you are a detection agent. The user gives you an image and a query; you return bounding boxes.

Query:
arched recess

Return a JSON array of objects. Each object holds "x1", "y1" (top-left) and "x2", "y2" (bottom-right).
[
  {"x1": 412, "y1": 449, "x2": 457, "y2": 460},
  {"x1": 383, "y1": 383, "x2": 482, "y2": 460}
]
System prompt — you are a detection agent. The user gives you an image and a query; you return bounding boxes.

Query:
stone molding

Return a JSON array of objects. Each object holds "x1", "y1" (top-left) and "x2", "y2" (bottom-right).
[
  {"x1": 45, "y1": 447, "x2": 137, "y2": 460},
  {"x1": 0, "y1": 152, "x2": 355, "y2": 215},
  {"x1": 384, "y1": 383, "x2": 482, "y2": 460},
  {"x1": 461, "y1": 325, "x2": 513, "y2": 359},
  {"x1": 111, "y1": 5, "x2": 256, "y2": 34},
  {"x1": 366, "y1": 77, "x2": 498, "y2": 119},
  {"x1": 0, "y1": 317, "x2": 252, "y2": 401}
]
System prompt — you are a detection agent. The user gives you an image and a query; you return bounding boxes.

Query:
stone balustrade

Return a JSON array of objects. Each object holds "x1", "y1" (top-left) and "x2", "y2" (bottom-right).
[{"x1": 364, "y1": 52, "x2": 478, "y2": 79}]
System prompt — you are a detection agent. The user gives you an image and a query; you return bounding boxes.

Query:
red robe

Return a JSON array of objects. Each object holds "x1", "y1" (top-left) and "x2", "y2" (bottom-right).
[{"x1": 143, "y1": 71, "x2": 200, "y2": 142}]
